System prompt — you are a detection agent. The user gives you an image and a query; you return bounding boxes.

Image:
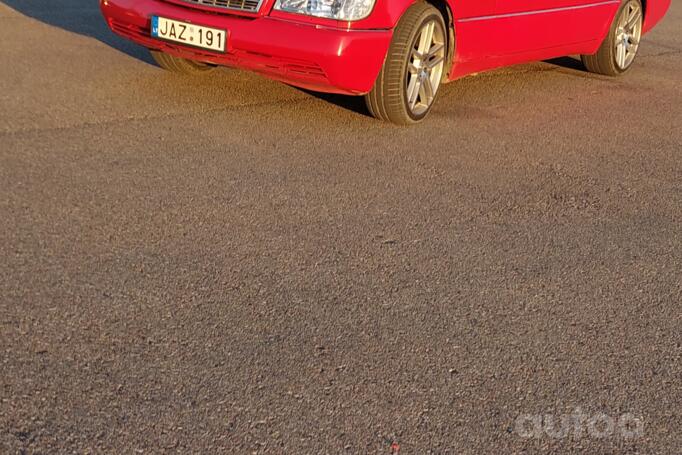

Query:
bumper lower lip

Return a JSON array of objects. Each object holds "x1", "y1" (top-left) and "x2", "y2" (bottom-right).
[{"x1": 100, "y1": 0, "x2": 392, "y2": 95}]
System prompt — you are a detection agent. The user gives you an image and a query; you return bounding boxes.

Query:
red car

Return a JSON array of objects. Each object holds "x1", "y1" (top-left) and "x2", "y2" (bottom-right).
[{"x1": 101, "y1": 0, "x2": 670, "y2": 124}]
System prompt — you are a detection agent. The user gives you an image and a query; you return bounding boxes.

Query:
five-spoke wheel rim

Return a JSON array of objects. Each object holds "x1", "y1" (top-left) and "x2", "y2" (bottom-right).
[
  {"x1": 406, "y1": 19, "x2": 446, "y2": 117},
  {"x1": 615, "y1": 2, "x2": 643, "y2": 70}
]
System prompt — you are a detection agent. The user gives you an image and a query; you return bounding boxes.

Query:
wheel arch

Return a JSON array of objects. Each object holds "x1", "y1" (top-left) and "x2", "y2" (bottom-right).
[{"x1": 366, "y1": 0, "x2": 459, "y2": 82}]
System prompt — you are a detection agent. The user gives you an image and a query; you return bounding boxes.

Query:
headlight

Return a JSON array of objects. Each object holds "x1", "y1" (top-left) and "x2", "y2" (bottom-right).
[{"x1": 274, "y1": 0, "x2": 376, "y2": 21}]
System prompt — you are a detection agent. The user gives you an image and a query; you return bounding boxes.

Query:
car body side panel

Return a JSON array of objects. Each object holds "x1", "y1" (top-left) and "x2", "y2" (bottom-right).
[
  {"x1": 643, "y1": 0, "x2": 672, "y2": 32},
  {"x1": 491, "y1": 0, "x2": 620, "y2": 53},
  {"x1": 449, "y1": 0, "x2": 620, "y2": 80},
  {"x1": 494, "y1": 0, "x2": 606, "y2": 15},
  {"x1": 352, "y1": 0, "x2": 669, "y2": 33}
]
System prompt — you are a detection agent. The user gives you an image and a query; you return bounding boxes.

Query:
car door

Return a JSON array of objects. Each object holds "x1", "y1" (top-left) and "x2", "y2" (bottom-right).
[{"x1": 492, "y1": 0, "x2": 620, "y2": 55}]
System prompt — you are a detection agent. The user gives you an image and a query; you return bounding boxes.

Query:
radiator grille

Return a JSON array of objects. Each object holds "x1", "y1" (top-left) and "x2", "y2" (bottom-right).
[{"x1": 173, "y1": 0, "x2": 262, "y2": 13}]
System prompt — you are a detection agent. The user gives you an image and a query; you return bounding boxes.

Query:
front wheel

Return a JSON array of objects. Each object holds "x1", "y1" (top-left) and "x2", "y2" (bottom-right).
[
  {"x1": 365, "y1": 3, "x2": 447, "y2": 125},
  {"x1": 150, "y1": 50, "x2": 216, "y2": 75},
  {"x1": 581, "y1": 0, "x2": 644, "y2": 76}
]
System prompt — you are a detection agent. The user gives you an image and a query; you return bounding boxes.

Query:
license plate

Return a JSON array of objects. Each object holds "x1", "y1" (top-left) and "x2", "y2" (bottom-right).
[{"x1": 151, "y1": 16, "x2": 226, "y2": 53}]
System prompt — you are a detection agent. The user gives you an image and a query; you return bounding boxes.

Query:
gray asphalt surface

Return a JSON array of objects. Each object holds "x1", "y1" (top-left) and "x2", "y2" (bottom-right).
[{"x1": 1, "y1": 1, "x2": 681, "y2": 453}]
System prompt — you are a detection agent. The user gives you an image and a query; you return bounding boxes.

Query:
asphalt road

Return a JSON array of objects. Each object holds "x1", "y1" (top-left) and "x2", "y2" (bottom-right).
[{"x1": 1, "y1": 1, "x2": 681, "y2": 453}]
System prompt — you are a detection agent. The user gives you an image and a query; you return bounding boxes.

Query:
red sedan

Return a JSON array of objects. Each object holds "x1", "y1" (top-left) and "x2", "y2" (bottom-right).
[{"x1": 101, "y1": 0, "x2": 670, "y2": 124}]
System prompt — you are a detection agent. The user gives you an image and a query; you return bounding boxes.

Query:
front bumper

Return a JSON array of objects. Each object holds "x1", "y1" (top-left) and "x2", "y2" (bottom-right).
[{"x1": 100, "y1": 0, "x2": 392, "y2": 95}]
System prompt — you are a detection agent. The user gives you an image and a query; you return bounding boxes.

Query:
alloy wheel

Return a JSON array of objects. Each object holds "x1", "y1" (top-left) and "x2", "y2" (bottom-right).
[
  {"x1": 615, "y1": 1, "x2": 643, "y2": 70},
  {"x1": 405, "y1": 19, "x2": 446, "y2": 117}
]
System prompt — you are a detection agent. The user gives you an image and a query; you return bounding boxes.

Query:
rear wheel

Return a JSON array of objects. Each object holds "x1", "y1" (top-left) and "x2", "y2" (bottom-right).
[
  {"x1": 150, "y1": 50, "x2": 215, "y2": 75},
  {"x1": 581, "y1": 0, "x2": 643, "y2": 76},
  {"x1": 365, "y1": 2, "x2": 447, "y2": 125}
]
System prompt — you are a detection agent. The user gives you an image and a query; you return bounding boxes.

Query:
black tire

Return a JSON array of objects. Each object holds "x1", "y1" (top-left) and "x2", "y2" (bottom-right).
[
  {"x1": 150, "y1": 50, "x2": 215, "y2": 75},
  {"x1": 581, "y1": 0, "x2": 643, "y2": 76},
  {"x1": 365, "y1": 2, "x2": 447, "y2": 125}
]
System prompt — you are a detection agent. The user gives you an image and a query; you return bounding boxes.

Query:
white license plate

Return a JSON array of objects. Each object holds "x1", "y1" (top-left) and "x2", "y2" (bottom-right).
[{"x1": 151, "y1": 16, "x2": 226, "y2": 53}]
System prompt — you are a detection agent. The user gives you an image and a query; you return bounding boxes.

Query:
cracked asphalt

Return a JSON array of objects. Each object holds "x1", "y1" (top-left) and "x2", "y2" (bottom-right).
[{"x1": 1, "y1": 1, "x2": 681, "y2": 453}]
